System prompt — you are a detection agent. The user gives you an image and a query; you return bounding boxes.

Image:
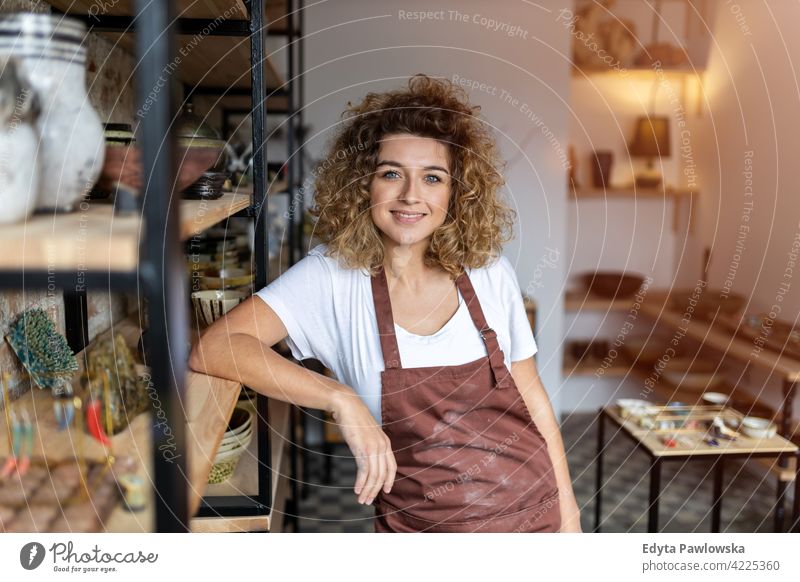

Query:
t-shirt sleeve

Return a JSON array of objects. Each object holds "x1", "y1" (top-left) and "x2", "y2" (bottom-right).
[
  {"x1": 254, "y1": 250, "x2": 335, "y2": 364},
  {"x1": 499, "y1": 256, "x2": 538, "y2": 362}
]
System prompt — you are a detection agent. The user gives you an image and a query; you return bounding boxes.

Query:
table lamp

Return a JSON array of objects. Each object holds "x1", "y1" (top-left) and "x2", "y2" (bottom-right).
[{"x1": 629, "y1": 115, "x2": 671, "y2": 188}]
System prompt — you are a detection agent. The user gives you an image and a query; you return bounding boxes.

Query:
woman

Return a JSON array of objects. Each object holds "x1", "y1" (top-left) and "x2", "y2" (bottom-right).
[{"x1": 189, "y1": 74, "x2": 581, "y2": 533}]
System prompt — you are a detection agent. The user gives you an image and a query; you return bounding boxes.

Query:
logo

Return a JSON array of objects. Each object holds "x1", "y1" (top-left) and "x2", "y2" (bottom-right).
[{"x1": 20, "y1": 542, "x2": 46, "y2": 570}]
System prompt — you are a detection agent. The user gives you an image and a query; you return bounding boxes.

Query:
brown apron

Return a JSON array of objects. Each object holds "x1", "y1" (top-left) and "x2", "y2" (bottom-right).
[{"x1": 371, "y1": 265, "x2": 561, "y2": 533}]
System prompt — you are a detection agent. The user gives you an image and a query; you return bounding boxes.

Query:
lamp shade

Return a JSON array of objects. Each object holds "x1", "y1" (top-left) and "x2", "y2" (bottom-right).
[{"x1": 629, "y1": 116, "x2": 671, "y2": 158}]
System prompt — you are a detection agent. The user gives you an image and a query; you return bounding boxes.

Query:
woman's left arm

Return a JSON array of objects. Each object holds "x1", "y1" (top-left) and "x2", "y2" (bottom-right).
[{"x1": 511, "y1": 356, "x2": 583, "y2": 533}]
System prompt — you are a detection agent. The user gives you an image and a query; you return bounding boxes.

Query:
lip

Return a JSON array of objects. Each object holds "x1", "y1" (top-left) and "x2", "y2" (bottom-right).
[{"x1": 390, "y1": 210, "x2": 427, "y2": 224}]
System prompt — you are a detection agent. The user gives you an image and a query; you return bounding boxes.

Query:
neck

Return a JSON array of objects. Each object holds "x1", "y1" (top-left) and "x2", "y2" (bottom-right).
[{"x1": 382, "y1": 237, "x2": 430, "y2": 284}]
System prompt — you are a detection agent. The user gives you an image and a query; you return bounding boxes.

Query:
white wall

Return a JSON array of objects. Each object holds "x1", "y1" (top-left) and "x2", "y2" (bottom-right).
[
  {"x1": 302, "y1": 0, "x2": 571, "y2": 413},
  {"x1": 688, "y1": 1, "x2": 800, "y2": 415}
]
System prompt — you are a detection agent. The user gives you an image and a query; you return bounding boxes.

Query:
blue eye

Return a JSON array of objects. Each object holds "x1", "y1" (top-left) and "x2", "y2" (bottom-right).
[
  {"x1": 425, "y1": 174, "x2": 442, "y2": 184},
  {"x1": 381, "y1": 170, "x2": 399, "y2": 179}
]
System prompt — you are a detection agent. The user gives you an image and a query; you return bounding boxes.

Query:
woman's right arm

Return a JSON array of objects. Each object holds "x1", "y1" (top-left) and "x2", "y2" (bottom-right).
[{"x1": 188, "y1": 296, "x2": 396, "y2": 505}]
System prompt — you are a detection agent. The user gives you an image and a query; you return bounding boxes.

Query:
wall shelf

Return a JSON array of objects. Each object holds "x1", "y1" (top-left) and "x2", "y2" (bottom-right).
[
  {"x1": 572, "y1": 65, "x2": 703, "y2": 77},
  {"x1": 570, "y1": 186, "x2": 698, "y2": 233},
  {"x1": 0, "y1": 186, "x2": 255, "y2": 273}
]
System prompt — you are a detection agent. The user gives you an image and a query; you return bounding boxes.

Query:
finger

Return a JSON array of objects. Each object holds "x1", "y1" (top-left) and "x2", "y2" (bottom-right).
[
  {"x1": 359, "y1": 449, "x2": 377, "y2": 504},
  {"x1": 384, "y1": 449, "x2": 397, "y2": 494},
  {"x1": 364, "y1": 448, "x2": 386, "y2": 505},
  {"x1": 353, "y1": 449, "x2": 368, "y2": 497}
]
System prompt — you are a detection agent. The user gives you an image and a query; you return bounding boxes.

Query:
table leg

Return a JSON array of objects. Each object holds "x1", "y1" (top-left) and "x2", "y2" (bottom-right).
[
  {"x1": 648, "y1": 457, "x2": 662, "y2": 533},
  {"x1": 711, "y1": 456, "x2": 724, "y2": 533},
  {"x1": 774, "y1": 453, "x2": 789, "y2": 533},
  {"x1": 792, "y1": 450, "x2": 800, "y2": 533},
  {"x1": 594, "y1": 409, "x2": 605, "y2": 533}
]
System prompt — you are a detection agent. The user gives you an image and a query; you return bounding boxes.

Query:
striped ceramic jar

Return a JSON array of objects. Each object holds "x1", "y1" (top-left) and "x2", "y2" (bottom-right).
[{"x1": 0, "y1": 13, "x2": 104, "y2": 212}]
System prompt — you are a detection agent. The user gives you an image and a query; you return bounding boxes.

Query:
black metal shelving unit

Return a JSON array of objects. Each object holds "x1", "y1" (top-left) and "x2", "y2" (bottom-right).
[
  {"x1": 190, "y1": 0, "x2": 307, "y2": 530},
  {"x1": 3, "y1": 0, "x2": 307, "y2": 532}
]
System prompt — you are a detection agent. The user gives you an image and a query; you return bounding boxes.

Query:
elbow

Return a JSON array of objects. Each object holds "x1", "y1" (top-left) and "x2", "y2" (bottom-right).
[{"x1": 188, "y1": 336, "x2": 209, "y2": 374}]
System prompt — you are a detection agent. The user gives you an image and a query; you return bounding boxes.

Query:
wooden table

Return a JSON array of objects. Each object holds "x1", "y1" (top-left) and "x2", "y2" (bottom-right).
[{"x1": 593, "y1": 405, "x2": 800, "y2": 533}]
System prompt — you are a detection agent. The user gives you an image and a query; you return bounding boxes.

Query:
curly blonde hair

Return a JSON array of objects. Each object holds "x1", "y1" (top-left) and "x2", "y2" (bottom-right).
[{"x1": 309, "y1": 73, "x2": 516, "y2": 278}]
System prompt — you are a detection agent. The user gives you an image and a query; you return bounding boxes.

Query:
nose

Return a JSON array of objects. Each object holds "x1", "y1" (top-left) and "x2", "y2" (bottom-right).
[{"x1": 397, "y1": 171, "x2": 423, "y2": 204}]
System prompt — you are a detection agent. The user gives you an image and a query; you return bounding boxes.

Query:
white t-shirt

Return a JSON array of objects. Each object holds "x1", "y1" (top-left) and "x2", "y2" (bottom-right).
[{"x1": 255, "y1": 243, "x2": 537, "y2": 423}]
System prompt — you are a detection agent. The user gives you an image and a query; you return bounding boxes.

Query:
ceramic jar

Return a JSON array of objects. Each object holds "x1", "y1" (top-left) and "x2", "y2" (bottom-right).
[
  {"x1": 0, "y1": 13, "x2": 104, "y2": 212},
  {"x1": 0, "y1": 56, "x2": 39, "y2": 224}
]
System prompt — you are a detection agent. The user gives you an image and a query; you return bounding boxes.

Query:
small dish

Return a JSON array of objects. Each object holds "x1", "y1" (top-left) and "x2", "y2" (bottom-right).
[
  {"x1": 701, "y1": 392, "x2": 729, "y2": 405},
  {"x1": 739, "y1": 417, "x2": 777, "y2": 439}
]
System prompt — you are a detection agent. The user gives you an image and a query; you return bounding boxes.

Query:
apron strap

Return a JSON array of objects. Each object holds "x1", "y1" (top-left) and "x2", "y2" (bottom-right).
[
  {"x1": 370, "y1": 264, "x2": 513, "y2": 387},
  {"x1": 455, "y1": 271, "x2": 513, "y2": 389},
  {"x1": 370, "y1": 265, "x2": 402, "y2": 369}
]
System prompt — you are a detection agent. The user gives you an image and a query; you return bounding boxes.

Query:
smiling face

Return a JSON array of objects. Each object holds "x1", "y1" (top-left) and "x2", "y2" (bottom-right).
[{"x1": 369, "y1": 133, "x2": 453, "y2": 251}]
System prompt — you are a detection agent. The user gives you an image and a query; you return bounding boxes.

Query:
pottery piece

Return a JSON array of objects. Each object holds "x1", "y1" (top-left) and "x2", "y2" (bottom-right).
[
  {"x1": 0, "y1": 14, "x2": 105, "y2": 212},
  {"x1": 0, "y1": 56, "x2": 39, "y2": 224}
]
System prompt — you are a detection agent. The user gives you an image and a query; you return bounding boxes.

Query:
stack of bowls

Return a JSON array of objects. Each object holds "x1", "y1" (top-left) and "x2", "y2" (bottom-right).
[{"x1": 208, "y1": 406, "x2": 254, "y2": 484}]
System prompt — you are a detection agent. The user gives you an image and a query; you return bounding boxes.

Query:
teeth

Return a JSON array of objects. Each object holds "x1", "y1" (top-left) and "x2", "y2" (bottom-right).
[{"x1": 393, "y1": 212, "x2": 423, "y2": 218}]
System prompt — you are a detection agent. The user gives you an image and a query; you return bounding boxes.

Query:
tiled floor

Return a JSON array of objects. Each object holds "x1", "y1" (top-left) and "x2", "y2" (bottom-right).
[{"x1": 295, "y1": 412, "x2": 793, "y2": 533}]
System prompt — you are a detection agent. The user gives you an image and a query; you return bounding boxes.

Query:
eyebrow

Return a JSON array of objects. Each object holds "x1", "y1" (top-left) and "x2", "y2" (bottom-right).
[{"x1": 376, "y1": 160, "x2": 450, "y2": 175}]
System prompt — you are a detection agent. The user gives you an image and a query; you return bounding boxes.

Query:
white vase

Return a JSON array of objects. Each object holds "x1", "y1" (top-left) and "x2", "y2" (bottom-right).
[
  {"x1": 0, "y1": 57, "x2": 39, "y2": 224},
  {"x1": 0, "y1": 13, "x2": 105, "y2": 212}
]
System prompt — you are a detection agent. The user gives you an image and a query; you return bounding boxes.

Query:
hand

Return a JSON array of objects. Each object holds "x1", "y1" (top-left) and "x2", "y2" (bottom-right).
[
  {"x1": 330, "y1": 390, "x2": 397, "y2": 505},
  {"x1": 559, "y1": 496, "x2": 583, "y2": 533}
]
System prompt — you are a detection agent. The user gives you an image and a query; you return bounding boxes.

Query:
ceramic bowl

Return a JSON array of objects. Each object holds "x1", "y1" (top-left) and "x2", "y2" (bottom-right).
[
  {"x1": 208, "y1": 444, "x2": 248, "y2": 484},
  {"x1": 740, "y1": 417, "x2": 777, "y2": 439},
  {"x1": 199, "y1": 267, "x2": 254, "y2": 290},
  {"x1": 701, "y1": 392, "x2": 729, "y2": 405},
  {"x1": 217, "y1": 427, "x2": 253, "y2": 454},
  {"x1": 223, "y1": 406, "x2": 253, "y2": 438},
  {"x1": 191, "y1": 289, "x2": 248, "y2": 326},
  {"x1": 582, "y1": 271, "x2": 645, "y2": 299}
]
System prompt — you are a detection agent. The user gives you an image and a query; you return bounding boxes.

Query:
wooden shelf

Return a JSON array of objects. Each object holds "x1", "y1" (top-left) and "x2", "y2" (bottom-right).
[
  {"x1": 572, "y1": 65, "x2": 702, "y2": 77},
  {"x1": 564, "y1": 290, "x2": 654, "y2": 312},
  {"x1": 639, "y1": 293, "x2": 800, "y2": 383},
  {"x1": 570, "y1": 186, "x2": 698, "y2": 232},
  {"x1": 180, "y1": 189, "x2": 251, "y2": 240},
  {"x1": 0, "y1": 204, "x2": 140, "y2": 272},
  {"x1": 0, "y1": 187, "x2": 254, "y2": 273},
  {"x1": 563, "y1": 355, "x2": 633, "y2": 378},
  {"x1": 190, "y1": 453, "x2": 290, "y2": 533},
  {"x1": 571, "y1": 186, "x2": 697, "y2": 199}
]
